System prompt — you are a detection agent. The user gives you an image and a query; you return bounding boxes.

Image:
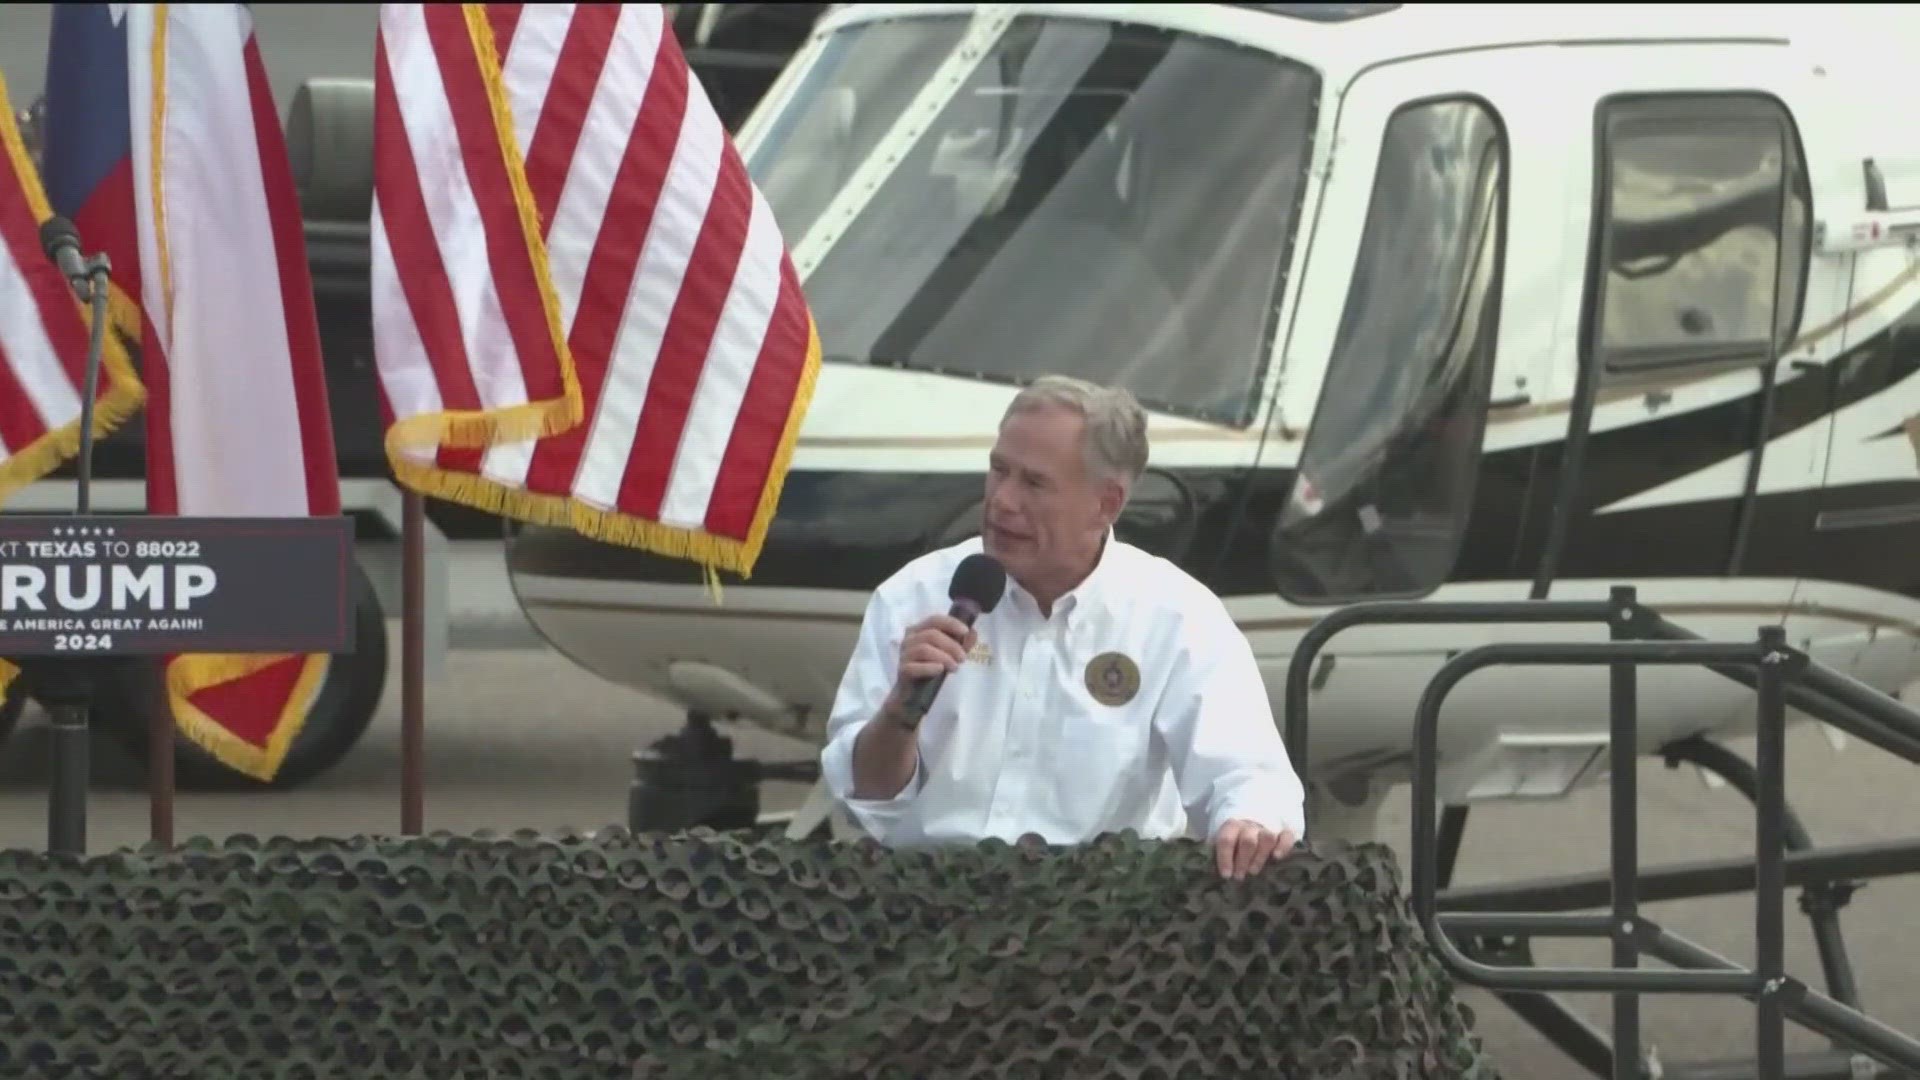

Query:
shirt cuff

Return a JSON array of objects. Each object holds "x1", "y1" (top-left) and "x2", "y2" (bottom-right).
[
  {"x1": 1206, "y1": 775, "x2": 1306, "y2": 843},
  {"x1": 819, "y1": 718, "x2": 927, "y2": 837}
]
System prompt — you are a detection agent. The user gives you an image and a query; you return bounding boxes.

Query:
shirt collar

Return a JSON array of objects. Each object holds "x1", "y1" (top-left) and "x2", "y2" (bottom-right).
[{"x1": 1004, "y1": 529, "x2": 1117, "y2": 627}]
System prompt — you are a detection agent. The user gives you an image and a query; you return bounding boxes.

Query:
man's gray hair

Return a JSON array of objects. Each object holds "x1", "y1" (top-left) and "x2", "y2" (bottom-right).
[{"x1": 1004, "y1": 375, "x2": 1149, "y2": 483}]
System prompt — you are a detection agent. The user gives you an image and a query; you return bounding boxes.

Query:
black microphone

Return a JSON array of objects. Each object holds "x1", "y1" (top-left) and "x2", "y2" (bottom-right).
[
  {"x1": 899, "y1": 552, "x2": 1007, "y2": 723},
  {"x1": 39, "y1": 214, "x2": 90, "y2": 292}
]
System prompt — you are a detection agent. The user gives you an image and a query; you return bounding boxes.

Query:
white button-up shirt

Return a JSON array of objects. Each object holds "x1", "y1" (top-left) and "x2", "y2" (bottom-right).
[{"x1": 819, "y1": 535, "x2": 1306, "y2": 848}]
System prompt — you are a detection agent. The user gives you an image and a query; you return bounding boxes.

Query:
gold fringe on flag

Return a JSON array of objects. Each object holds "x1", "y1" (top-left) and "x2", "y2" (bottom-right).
[{"x1": 380, "y1": 6, "x2": 823, "y2": 590}]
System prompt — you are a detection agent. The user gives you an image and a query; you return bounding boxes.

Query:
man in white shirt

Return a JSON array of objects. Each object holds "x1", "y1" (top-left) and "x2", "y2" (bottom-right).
[{"x1": 819, "y1": 375, "x2": 1306, "y2": 879}]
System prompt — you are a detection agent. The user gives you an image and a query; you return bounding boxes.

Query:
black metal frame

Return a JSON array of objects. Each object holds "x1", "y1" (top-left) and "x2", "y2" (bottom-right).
[{"x1": 1285, "y1": 586, "x2": 1920, "y2": 1080}]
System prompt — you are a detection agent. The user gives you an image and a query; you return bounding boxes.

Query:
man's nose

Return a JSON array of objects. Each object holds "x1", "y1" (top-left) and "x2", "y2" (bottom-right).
[{"x1": 985, "y1": 481, "x2": 1017, "y2": 517}]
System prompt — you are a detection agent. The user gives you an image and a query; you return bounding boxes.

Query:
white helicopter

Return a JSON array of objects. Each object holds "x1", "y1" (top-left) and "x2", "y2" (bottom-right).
[{"x1": 497, "y1": 0, "x2": 1920, "y2": 844}]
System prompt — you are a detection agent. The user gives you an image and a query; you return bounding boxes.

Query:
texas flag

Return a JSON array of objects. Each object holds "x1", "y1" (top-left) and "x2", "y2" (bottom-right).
[
  {"x1": 37, "y1": 3, "x2": 344, "y2": 782},
  {"x1": 39, "y1": 2, "x2": 143, "y2": 345}
]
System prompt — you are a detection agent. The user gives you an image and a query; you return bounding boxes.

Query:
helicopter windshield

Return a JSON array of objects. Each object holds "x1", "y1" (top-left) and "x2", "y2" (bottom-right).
[{"x1": 746, "y1": 12, "x2": 1321, "y2": 427}]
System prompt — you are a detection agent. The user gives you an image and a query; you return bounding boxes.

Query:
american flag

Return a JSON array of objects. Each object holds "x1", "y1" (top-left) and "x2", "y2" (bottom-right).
[
  {"x1": 0, "y1": 76, "x2": 145, "y2": 510},
  {"x1": 371, "y1": 2, "x2": 820, "y2": 580}
]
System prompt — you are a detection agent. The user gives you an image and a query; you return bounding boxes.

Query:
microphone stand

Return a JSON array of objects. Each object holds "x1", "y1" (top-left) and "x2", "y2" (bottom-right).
[
  {"x1": 44, "y1": 251, "x2": 113, "y2": 857},
  {"x1": 75, "y1": 253, "x2": 110, "y2": 517}
]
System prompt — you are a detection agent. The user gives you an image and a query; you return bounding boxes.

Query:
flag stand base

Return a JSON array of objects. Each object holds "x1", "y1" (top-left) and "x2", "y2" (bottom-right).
[
  {"x1": 11, "y1": 655, "x2": 103, "y2": 857},
  {"x1": 41, "y1": 666, "x2": 92, "y2": 857}
]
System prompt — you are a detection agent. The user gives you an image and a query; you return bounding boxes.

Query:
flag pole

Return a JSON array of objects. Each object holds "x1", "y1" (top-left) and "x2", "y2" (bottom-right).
[
  {"x1": 401, "y1": 488, "x2": 426, "y2": 835},
  {"x1": 148, "y1": 679, "x2": 174, "y2": 846}
]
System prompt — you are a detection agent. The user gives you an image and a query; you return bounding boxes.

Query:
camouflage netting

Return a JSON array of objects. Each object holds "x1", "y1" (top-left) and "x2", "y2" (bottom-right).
[{"x1": 0, "y1": 828, "x2": 1502, "y2": 1080}]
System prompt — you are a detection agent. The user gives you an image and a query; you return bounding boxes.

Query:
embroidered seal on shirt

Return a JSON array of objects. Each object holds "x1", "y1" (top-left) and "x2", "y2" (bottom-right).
[{"x1": 1084, "y1": 651, "x2": 1140, "y2": 707}]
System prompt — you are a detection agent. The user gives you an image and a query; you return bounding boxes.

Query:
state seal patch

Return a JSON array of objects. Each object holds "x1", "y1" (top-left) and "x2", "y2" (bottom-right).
[{"x1": 1084, "y1": 651, "x2": 1141, "y2": 707}]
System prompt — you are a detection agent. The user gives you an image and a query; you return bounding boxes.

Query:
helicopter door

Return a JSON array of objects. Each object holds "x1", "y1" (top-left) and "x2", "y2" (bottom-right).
[
  {"x1": 1531, "y1": 61, "x2": 1846, "y2": 678},
  {"x1": 1262, "y1": 61, "x2": 1518, "y2": 607},
  {"x1": 1259, "y1": 45, "x2": 1827, "y2": 787},
  {"x1": 1255, "y1": 47, "x2": 1598, "y2": 789}
]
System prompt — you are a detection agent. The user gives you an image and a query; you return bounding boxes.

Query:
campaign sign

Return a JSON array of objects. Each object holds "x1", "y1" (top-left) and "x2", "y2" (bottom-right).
[{"x1": 0, "y1": 515, "x2": 354, "y2": 657}]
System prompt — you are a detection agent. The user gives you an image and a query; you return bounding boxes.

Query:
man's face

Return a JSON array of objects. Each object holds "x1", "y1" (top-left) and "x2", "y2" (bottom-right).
[{"x1": 982, "y1": 404, "x2": 1122, "y2": 588}]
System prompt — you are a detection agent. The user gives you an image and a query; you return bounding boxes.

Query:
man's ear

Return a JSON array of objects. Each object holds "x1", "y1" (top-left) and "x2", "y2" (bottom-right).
[{"x1": 1099, "y1": 476, "x2": 1129, "y2": 526}]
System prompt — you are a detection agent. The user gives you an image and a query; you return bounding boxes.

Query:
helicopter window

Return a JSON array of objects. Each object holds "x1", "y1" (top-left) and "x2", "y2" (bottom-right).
[
  {"x1": 1591, "y1": 94, "x2": 1810, "y2": 376},
  {"x1": 1271, "y1": 96, "x2": 1506, "y2": 605},
  {"x1": 750, "y1": 15, "x2": 974, "y2": 247},
  {"x1": 747, "y1": 15, "x2": 1320, "y2": 427}
]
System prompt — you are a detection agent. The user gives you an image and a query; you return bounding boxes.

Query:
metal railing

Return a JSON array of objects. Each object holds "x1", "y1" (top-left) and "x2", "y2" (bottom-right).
[{"x1": 1286, "y1": 586, "x2": 1920, "y2": 1080}]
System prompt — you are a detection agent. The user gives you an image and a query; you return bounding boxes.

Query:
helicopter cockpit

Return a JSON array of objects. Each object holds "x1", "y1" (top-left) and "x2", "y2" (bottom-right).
[
  {"x1": 744, "y1": 8, "x2": 1319, "y2": 429},
  {"x1": 741, "y1": 5, "x2": 1509, "y2": 597}
]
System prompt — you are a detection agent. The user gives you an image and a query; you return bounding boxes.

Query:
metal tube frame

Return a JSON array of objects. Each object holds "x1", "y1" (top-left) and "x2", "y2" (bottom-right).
[
  {"x1": 1287, "y1": 586, "x2": 1920, "y2": 1080},
  {"x1": 1282, "y1": 592, "x2": 1623, "y2": 801},
  {"x1": 1608, "y1": 608, "x2": 1640, "y2": 1077},
  {"x1": 1404, "y1": 619, "x2": 1920, "y2": 1080},
  {"x1": 1658, "y1": 736, "x2": 1865, "y2": 1021},
  {"x1": 1439, "y1": 837, "x2": 1920, "y2": 914},
  {"x1": 1642, "y1": 614, "x2": 1920, "y2": 766}
]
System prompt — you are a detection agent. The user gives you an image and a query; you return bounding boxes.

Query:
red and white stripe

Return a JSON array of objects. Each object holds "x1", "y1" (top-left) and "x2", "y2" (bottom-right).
[
  {"x1": 0, "y1": 87, "x2": 137, "y2": 501},
  {"x1": 0, "y1": 175, "x2": 89, "y2": 482},
  {"x1": 371, "y1": 2, "x2": 576, "y2": 478},
  {"x1": 372, "y1": 2, "x2": 815, "y2": 553}
]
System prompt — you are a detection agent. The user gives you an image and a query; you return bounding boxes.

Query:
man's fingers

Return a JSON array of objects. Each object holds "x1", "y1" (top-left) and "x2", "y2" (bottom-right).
[
  {"x1": 904, "y1": 634, "x2": 965, "y2": 671},
  {"x1": 891, "y1": 614, "x2": 984, "y2": 707},
  {"x1": 898, "y1": 657, "x2": 948, "y2": 681},
  {"x1": 1214, "y1": 821, "x2": 1297, "y2": 879},
  {"x1": 1233, "y1": 826, "x2": 1266, "y2": 879},
  {"x1": 1246, "y1": 828, "x2": 1283, "y2": 876},
  {"x1": 914, "y1": 627, "x2": 970, "y2": 666},
  {"x1": 1215, "y1": 823, "x2": 1239, "y2": 878},
  {"x1": 898, "y1": 616, "x2": 977, "y2": 682},
  {"x1": 925, "y1": 636, "x2": 967, "y2": 668},
  {"x1": 926, "y1": 614, "x2": 974, "y2": 643},
  {"x1": 897, "y1": 615, "x2": 977, "y2": 684}
]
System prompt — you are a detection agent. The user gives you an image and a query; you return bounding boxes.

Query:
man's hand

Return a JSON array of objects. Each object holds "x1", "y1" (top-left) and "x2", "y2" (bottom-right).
[
  {"x1": 1214, "y1": 818, "x2": 1297, "y2": 880},
  {"x1": 854, "y1": 611, "x2": 976, "y2": 797},
  {"x1": 894, "y1": 613, "x2": 978, "y2": 685}
]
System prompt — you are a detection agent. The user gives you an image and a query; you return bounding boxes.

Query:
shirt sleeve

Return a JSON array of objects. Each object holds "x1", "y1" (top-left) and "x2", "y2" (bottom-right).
[
  {"x1": 1153, "y1": 599, "x2": 1307, "y2": 842},
  {"x1": 818, "y1": 583, "x2": 926, "y2": 842}
]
